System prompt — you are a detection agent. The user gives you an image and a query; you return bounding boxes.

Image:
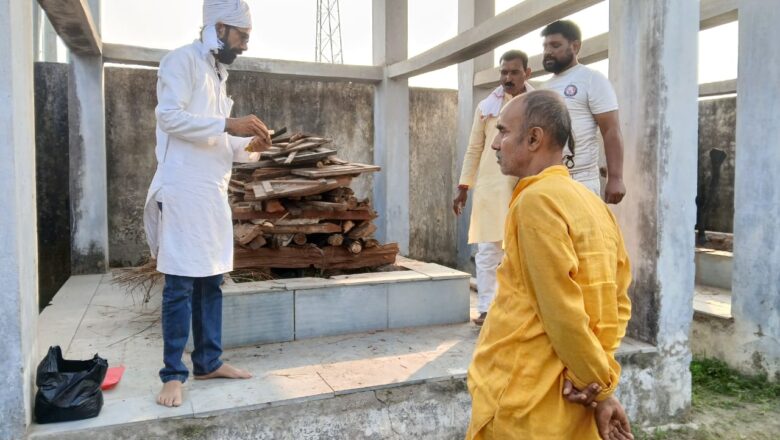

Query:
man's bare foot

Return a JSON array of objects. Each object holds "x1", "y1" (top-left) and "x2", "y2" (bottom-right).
[
  {"x1": 157, "y1": 380, "x2": 183, "y2": 407},
  {"x1": 194, "y1": 363, "x2": 252, "y2": 380}
]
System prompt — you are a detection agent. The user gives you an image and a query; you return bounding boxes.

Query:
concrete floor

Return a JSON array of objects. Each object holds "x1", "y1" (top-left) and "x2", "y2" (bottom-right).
[{"x1": 30, "y1": 272, "x2": 654, "y2": 439}]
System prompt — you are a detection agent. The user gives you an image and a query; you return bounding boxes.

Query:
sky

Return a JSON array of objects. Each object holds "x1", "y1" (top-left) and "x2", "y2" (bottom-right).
[{"x1": 97, "y1": 0, "x2": 739, "y2": 89}]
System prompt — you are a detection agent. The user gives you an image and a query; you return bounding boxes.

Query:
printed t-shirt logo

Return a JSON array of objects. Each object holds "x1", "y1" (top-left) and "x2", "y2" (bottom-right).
[{"x1": 564, "y1": 84, "x2": 578, "y2": 97}]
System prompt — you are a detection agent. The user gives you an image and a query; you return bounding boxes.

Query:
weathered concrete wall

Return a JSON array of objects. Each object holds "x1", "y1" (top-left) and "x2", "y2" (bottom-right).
[
  {"x1": 409, "y1": 89, "x2": 459, "y2": 267},
  {"x1": 105, "y1": 68, "x2": 376, "y2": 266},
  {"x1": 697, "y1": 97, "x2": 736, "y2": 233},
  {"x1": 35, "y1": 63, "x2": 71, "y2": 309},
  {"x1": 0, "y1": 1, "x2": 39, "y2": 437}
]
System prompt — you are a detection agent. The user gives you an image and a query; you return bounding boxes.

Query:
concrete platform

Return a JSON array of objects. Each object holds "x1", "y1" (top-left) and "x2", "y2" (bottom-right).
[{"x1": 30, "y1": 271, "x2": 656, "y2": 439}]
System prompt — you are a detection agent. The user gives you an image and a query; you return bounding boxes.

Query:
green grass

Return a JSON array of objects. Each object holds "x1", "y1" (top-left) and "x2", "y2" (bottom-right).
[
  {"x1": 691, "y1": 357, "x2": 780, "y2": 409},
  {"x1": 634, "y1": 358, "x2": 780, "y2": 440}
]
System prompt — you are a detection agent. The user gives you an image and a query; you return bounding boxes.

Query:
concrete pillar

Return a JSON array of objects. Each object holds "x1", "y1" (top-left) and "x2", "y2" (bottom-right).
[
  {"x1": 732, "y1": 1, "x2": 780, "y2": 378},
  {"x1": 372, "y1": 0, "x2": 409, "y2": 254},
  {"x1": 0, "y1": 1, "x2": 39, "y2": 438},
  {"x1": 69, "y1": 0, "x2": 107, "y2": 273},
  {"x1": 609, "y1": 0, "x2": 699, "y2": 422},
  {"x1": 455, "y1": 0, "x2": 494, "y2": 272},
  {"x1": 32, "y1": 2, "x2": 57, "y2": 62}
]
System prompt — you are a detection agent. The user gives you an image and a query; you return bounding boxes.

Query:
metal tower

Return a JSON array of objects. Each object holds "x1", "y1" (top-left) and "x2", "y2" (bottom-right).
[{"x1": 315, "y1": 0, "x2": 344, "y2": 64}]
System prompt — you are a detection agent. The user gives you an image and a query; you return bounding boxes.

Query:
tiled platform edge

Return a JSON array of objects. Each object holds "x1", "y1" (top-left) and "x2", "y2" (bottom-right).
[{"x1": 202, "y1": 257, "x2": 471, "y2": 349}]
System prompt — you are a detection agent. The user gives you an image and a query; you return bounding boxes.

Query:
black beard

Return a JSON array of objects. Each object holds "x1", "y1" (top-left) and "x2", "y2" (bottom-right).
[
  {"x1": 216, "y1": 47, "x2": 239, "y2": 64},
  {"x1": 543, "y1": 52, "x2": 574, "y2": 74},
  {"x1": 216, "y1": 34, "x2": 240, "y2": 64}
]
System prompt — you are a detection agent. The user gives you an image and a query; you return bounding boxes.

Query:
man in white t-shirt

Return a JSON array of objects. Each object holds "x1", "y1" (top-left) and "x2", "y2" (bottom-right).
[{"x1": 540, "y1": 20, "x2": 626, "y2": 204}]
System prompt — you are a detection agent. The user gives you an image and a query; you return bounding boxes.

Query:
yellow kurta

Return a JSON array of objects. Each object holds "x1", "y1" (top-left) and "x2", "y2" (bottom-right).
[
  {"x1": 466, "y1": 165, "x2": 632, "y2": 440},
  {"x1": 458, "y1": 93, "x2": 519, "y2": 244}
]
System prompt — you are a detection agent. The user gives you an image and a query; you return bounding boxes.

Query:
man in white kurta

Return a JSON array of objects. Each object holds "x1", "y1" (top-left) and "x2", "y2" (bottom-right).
[
  {"x1": 143, "y1": 0, "x2": 271, "y2": 408},
  {"x1": 453, "y1": 50, "x2": 532, "y2": 326}
]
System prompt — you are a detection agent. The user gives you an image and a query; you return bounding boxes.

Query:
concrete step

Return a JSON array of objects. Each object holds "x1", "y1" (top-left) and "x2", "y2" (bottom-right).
[
  {"x1": 695, "y1": 247, "x2": 732, "y2": 290},
  {"x1": 30, "y1": 272, "x2": 656, "y2": 439},
  {"x1": 693, "y1": 284, "x2": 732, "y2": 320}
]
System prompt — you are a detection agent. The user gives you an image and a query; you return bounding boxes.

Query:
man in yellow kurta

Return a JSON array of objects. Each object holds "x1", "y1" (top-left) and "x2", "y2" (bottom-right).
[
  {"x1": 466, "y1": 90, "x2": 634, "y2": 439},
  {"x1": 454, "y1": 50, "x2": 532, "y2": 325}
]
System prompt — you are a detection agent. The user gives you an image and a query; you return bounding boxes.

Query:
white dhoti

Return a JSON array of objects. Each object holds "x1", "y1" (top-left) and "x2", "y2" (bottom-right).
[{"x1": 475, "y1": 241, "x2": 504, "y2": 313}]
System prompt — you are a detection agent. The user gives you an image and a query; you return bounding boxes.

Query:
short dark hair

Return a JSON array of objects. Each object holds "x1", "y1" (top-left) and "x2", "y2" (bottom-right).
[
  {"x1": 541, "y1": 20, "x2": 582, "y2": 42},
  {"x1": 499, "y1": 50, "x2": 529, "y2": 70},
  {"x1": 518, "y1": 90, "x2": 575, "y2": 156}
]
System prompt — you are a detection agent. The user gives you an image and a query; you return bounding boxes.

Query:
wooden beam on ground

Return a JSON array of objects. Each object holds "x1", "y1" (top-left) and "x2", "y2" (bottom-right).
[
  {"x1": 474, "y1": 0, "x2": 737, "y2": 88},
  {"x1": 37, "y1": 0, "x2": 101, "y2": 55},
  {"x1": 387, "y1": 0, "x2": 602, "y2": 80},
  {"x1": 102, "y1": 44, "x2": 383, "y2": 83},
  {"x1": 699, "y1": 79, "x2": 737, "y2": 97}
]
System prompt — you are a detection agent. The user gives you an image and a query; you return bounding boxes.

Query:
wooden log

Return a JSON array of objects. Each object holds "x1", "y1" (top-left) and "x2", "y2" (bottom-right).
[
  {"x1": 363, "y1": 238, "x2": 380, "y2": 249},
  {"x1": 234, "y1": 243, "x2": 399, "y2": 270},
  {"x1": 327, "y1": 234, "x2": 344, "y2": 247},
  {"x1": 344, "y1": 238, "x2": 363, "y2": 254},
  {"x1": 292, "y1": 233, "x2": 308, "y2": 246},
  {"x1": 271, "y1": 234, "x2": 294, "y2": 248},
  {"x1": 248, "y1": 235, "x2": 267, "y2": 250},
  {"x1": 232, "y1": 207, "x2": 377, "y2": 222},
  {"x1": 342, "y1": 221, "x2": 356, "y2": 234},
  {"x1": 234, "y1": 223, "x2": 261, "y2": 245},
  {"x1": 264, "y1": 199, "x2": 285, "y2": 213},
  {"x1": 347, "y1": 222, "x2": 377, "y2": 239},
  {"x1": 259, "y1": 222, "x2": 342, "y2": 235}
]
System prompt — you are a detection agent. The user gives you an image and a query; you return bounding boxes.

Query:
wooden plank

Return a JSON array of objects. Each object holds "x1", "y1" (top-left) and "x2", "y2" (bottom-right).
[
  {"x1": 251, "y1": 167, "x2": 291, "y2": 180},
  {"x1": 271, "y1": 148, "x2": 337, "y2": 166},
  {"x1": 234, "y1": 243, "x2": 399, "y2": 270},
  {"x1": 291, "y1": 163, "x2": 381, "y2": 178},
  {"x1": 232, "y1": 208, "x2": 377, "y2": 221},
  {"x1": 38, "y1": 0, "x2": 102, "y2": 55},
  {"x1": 234, "y1": 223, "x2": 261, "y2": 245},
  {"x1": 258, "y1": 222, "x2": 342, "y2": 235},
  {"x1": 347, "y1": 222, "x2": 378, "y2": 239},
  {"x1": 249, "y1": 178, "x2": 342, "y2": 201}
]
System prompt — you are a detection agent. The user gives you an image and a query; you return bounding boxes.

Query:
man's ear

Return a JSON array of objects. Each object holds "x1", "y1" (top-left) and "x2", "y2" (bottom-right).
[
  {"x1": 527, "y1": 127, "x2": 543, "y2": 152},
  {"x1": 572, "y1": 40, "x2": 582, "y2": 55},
  {"x1": 216, "y1": 22, "x2": 226, "y2": 38}
]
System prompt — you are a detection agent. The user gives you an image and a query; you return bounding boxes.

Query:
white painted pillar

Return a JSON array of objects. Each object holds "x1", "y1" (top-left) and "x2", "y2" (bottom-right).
[
  {"x1": 455, "y1": 0, "x2": 494, "y2": 271},
  {"x1": 609, "y1": 0, "x2": 699, "y2": 418},
  {"x1": 32, "y1": 2, "x2": 57, "y2": 62},
  {"x1": 69, "y1": 0, "x2": 107, "y2": 273},
  {"x1": 372, "y1": 0, "x2": 409, "y2": 254},
  {"x1": 0, "y1": 1, "x2": 39, "y2": 438},
  {"x1": 732, "y1": 1, "x2": 780, "y2": 377}
]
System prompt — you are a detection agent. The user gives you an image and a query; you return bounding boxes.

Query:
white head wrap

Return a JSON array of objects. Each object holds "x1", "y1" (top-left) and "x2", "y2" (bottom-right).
[{"x1": 201, "y1": 0, "x2": 252, "y2": 53}]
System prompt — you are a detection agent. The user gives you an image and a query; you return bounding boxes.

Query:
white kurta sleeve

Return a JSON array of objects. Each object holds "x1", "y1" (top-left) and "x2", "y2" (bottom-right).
[
  {"x1": 155, "y1": 52, "x2": 226, "y2": 142},
  {"x1": 230, "y1": 135, "x2": 260, "y2": 162}
]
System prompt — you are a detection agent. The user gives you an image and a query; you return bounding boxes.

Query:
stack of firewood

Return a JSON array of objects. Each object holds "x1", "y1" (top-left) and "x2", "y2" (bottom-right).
[{"x1": 229, "y1": 129, "x2": 399, "y2": 271}]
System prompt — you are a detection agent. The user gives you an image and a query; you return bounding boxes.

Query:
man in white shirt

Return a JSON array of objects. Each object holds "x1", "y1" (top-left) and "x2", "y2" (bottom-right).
[
  {"x1": 144, "y1": 0, "x2": 272, "y2": 408},
  {"x1": 540, "y1": 20, "x2": 626, "y2": 204}
]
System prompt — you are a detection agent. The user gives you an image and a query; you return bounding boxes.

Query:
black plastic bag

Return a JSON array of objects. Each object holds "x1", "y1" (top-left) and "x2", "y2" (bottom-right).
[{"x1": 34, "y1": 346, "x2": 108, "y2": 424}]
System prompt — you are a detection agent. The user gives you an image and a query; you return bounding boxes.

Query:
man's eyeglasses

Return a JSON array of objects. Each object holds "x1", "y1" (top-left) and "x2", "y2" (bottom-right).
[{"x1": 224, "y1": 25, "x2": 250, "y2": 45}]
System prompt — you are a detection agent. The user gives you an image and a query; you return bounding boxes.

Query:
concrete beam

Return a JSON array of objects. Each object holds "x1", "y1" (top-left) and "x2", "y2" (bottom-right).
[
  {"x1": 474, "y1": 0, "x2": 736, "y2": 88},
  {"x1": 700, "y1": 0, "x2": 738, "y2": 30},
  {"x1": 699, "y1": 79, "x2": 737, "y2": 97},
  {"x1": 102, "y1": 44, "x2": 384, "y2": 83},
  {"x1": 37, "y1": 0, "x2": 101, "y2": 56},
  {"x1": 609, "y1": 0, "x2": 699, "y2": 421},
  {"x1": 0, "y1": 1, "x2": 39, "y2": 437},
  {"x1": 474, "y1": 32, "x2": 608, "y2": 87},
  {"x1": 373, "y1": 0, "x2": 410, "y2": 254},
  {"x1": 388, "y1": 0, "x2": 602, "y2": 80},
  {"x1": 731, "y1": 0, "x2": 780, "y2": 378}
]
